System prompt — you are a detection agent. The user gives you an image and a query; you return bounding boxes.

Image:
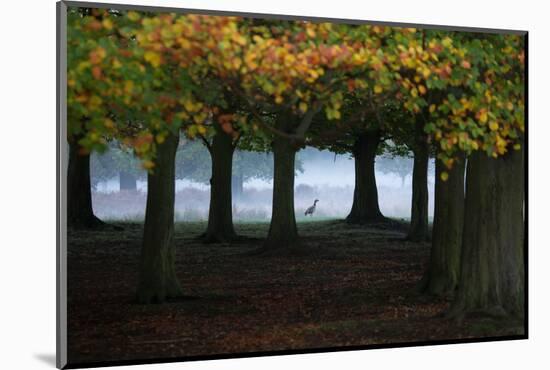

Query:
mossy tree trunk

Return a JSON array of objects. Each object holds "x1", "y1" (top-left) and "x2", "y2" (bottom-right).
[
  {"x1": 346, "y1": 130, "x2": 385, "y2": 224},
  {"x1": 407, "y1": 125, "x2": 430, "y2": 241},
  {"x1": 449, "y1": 146, "x2": 524, "y2": 318},
  {"x1": 205, "y1": 127, "x2": 237, "y2": 243},
  {"x1": 419, "y1": 153, "x2": 466, "y2": 296},
  {"x1": 67, "y1": 140, "x2": 105, "y2": 229},
  {"x1": 137, "y1": 133, "x2": 183, "y2": 304}
]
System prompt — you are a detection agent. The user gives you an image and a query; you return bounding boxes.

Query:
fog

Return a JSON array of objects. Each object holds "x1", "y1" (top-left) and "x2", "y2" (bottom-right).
[{"x1": 91, "y1": 147, "x2": 435, "y2": 222}]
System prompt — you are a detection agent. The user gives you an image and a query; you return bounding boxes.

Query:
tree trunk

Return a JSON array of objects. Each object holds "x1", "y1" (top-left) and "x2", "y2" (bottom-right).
[
  {"x1": 346, "y1": 130, "x2": 385, "y2": 224},
  {"x1": 264, "y1": 135, "x2": 299, "y2": 250},
  {"x1": 137, "y1": 133, "x2": 183, "y2": 304},
  {"x1": 449, "y1": 147, "x2": 524, "y2": 318},
  {"x1": 67, "y1": 141, "x2": 105, "y2": 229},
  {"x1": 262, "y1": 113, "x2": 302, "y2": 252},
  {"x1": 419, "y1": 153, "x2": 466, "y2": 296},
  {"x1": 232, "y1": 173, "x2": 244, "y2": 200},
  {"x1": 205, "y1": 128, "x2": 237, "y2": 243},
  {"x1": 407, "y1": 128, "x2": 430, "y2": 241},
  {"x1": 119, "y1": 171, "x2": 137, "y2": 191}
]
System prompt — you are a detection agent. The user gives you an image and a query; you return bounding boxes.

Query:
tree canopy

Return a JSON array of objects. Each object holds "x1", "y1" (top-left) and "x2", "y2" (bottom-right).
[{"x1": 67, "y1": 8, "x2": 525, "y2": 178}]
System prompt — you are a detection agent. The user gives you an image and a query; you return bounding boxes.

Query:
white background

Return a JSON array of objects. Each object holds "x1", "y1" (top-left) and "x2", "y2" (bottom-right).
[{"x1": 0, "y1": 0, "x2": 547, "y2": 369}]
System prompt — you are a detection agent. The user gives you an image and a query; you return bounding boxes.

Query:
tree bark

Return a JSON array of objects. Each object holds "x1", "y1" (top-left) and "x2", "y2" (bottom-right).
[
  {"x1": 346, "y1": 130, "x2": 386, "y2": 224},
  {"x1": 136, "y1": 133, "x2": 183, "y2": 304},
  {"x1": 119, "y1": 171, "x2": 137, "y2": 191},
  {"x1": 449, "y1": 147, "x2": 524, "y2": 318},
  {"x1": 204, "y1": 127, "x2": 237, "y2": 243},
  {"x1": 67, "y1": 141, "x2": 105, "y2": 229},
  {"x1": 264, "y1": 135, "x2": 299, "y2": 250},
  {"x1": 407, "y1": 126, "x2": 430, "y2": 241},
  {"x1": 419, "y1": 153, "x2": 466, "y2": 296}
]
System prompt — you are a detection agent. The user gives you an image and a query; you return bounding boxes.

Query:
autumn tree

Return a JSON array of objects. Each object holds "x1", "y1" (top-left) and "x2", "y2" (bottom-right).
[
  {"x1": 66, "y1": 7, "x2": 117, "y2": 229},
  {"x1": 392, "y1": 30, "x2": 525, "y2": 314},
  {"x1": 445, "y1": 34, "x2": 525, "y2": 318},
  {"x1": 307, "y1": 95, "x2": 393, "y2": 224},
  {"x1": 69, "y1": 9, "x2": 218, "y2": 302},
  {"x1": 217, "y1": 22, "x2": 408, "y2": 249}
]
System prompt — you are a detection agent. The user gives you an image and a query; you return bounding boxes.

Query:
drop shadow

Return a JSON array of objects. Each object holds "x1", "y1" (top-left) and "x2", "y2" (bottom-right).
[{"x1": 34, "y1": 353, "x2": 56, "y2": 367}]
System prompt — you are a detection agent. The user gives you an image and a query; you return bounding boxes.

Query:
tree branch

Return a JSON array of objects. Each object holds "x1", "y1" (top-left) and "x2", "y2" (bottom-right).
[
  {"x1": 295, "y1": 101, "x2": 323, "y2": 137},
  {"x1": 198, "y1": 134, "x2": 212, "y2": 154},
  {"x1": 227, "y1": 82, "x2": 304, "y2": 141}
]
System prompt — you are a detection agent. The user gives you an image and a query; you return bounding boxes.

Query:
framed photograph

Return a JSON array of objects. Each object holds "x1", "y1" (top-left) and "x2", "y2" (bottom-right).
[{"x1": 57, "y1": 1, "x2": 527, "y2": 368}]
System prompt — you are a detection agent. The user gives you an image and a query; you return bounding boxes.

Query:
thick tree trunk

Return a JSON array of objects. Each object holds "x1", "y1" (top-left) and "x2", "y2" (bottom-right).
[
  {"x1": 119, "y1": 171, "x2": 137, "y2": 191},
  {"x1": 407, "y1": 129, "x2": 430, "y2": 241},
  {"x1": 205, "y1": 128, "x2": 237, "y2": 243},
  {"x1": 262, "y1": 113, "x2": 302, "y2": 252},
  {"x1": 67, "y1": 141, "x2": 105, "y2": 229},
  {"x1": 419, "y1": 153, "x2": 466, "y2": 296},
  {"x1": 136, "y1": 133, "x2": 183, "y2": 304},
  {"x1": 449, "y1": 147, "x2": 524, "y2": 318},
  {"x1": 346, "y1": 130, "x2": 385, "y2": 224},
  {"x1": 264, "y1": 135, "x2": 299, "y2": 250},
  {"x1": 232, "y1": 173, "x2": 244, "y2": 200}
]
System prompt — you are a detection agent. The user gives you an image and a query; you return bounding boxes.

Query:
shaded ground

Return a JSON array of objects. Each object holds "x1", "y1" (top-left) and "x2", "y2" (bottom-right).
[{"x1": 67, "y1": 220, "x2": 524, "y2": 365}]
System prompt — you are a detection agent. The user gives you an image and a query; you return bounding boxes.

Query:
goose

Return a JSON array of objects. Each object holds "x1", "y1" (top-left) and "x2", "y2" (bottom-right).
[{"x1": 304, "y1": 199, "x2": 319, "y2": 216}]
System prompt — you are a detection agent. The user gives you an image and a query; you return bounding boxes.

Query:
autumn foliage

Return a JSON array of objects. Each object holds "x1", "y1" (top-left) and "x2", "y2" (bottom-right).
[{"x1": 67, "y1": 8, "x2": 524, "y2": 176}]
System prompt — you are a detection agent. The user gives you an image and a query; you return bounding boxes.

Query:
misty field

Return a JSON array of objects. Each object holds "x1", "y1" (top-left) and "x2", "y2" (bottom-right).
[
  {"x1": 91, "y1": 182, "x2": 434, "y2": 223},
  {"x1": 67, "y1": 220, "x2": 522, "y2": 364}
]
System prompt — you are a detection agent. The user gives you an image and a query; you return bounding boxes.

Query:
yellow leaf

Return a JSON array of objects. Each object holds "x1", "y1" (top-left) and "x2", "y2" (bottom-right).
[
  {"x1": 124, "y1": 80, "x2": 134, "y2": 94},
  {"x1": 112, "y1": 58, "x2": 122, "y2": 69},
  {"x1": 489, "y1": 121, "x2": 499, "y2": 131},
  {"x1": 418, "y1": 85, "x2": 427, "y2": 95},
  {"x1": 299, "y1": 102, "x2": 308, "y2": 113},
  {"x1": 429, "y1": 104, "x2": 436, "y2": 113},
  {"x1": 104, "y1": 119, "x2": 115, "y2": 129},
  {"x1": 127, "y1": 11, "x2": 141, "y2": 22},
  {"x1": 440, "y1": 171, "x2": 449, "y2": 181},
  {"x1": 422, "y1": 68, "x2": 431, "y2": 79},
  {"x1": 102, "y1": 18, "x2": 113, "y2": 30},
  {"x1": 156, "y1": 134, "x2": 165, "y2": 144},
  {"x1": 144, "y1": 51, "x2": 161, "y2": 68},
  {"x1": 513, "y1": 143, "x2": 521, "y2": 150},
  {"x1": 374, "y1": 85, "x2": 383, "y2": 94},
  {"x1": 479, "y1": 111, "x2": 488, "y2": 124}
]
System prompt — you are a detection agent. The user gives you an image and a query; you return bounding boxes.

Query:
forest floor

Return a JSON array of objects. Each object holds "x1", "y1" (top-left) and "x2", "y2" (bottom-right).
[{"x1": 67, "y1": 220, "x2": 524, "y2": 366}]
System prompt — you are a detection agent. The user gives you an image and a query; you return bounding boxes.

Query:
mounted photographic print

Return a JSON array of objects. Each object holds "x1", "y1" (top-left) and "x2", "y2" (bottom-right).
[{"x1": 56, "y1": 1, "x2": 527, "y2": 368}]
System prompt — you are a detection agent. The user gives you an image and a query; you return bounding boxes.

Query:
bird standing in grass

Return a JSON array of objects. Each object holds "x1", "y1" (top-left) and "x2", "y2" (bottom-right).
[{"x1": 305, "y1": 199, "x2": 319, "y2": 216}]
